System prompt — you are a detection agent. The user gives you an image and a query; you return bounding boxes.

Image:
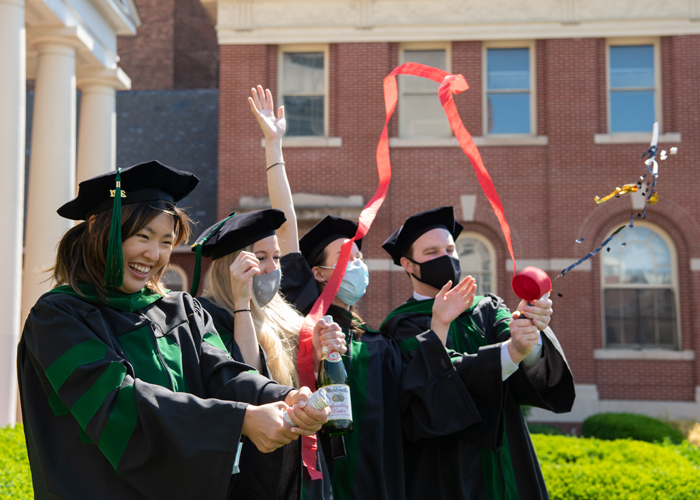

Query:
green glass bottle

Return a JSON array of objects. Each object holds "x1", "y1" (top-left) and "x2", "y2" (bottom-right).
[{"x1": 316, "y1": 316, "x2": 353, "y2": 436}]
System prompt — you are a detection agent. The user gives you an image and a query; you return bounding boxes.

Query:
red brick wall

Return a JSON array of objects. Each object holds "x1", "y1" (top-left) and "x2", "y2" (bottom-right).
[
  {"x1": 117, "y1": 0, "x2": 218, "y2": 90},
  {"x1": 218, "y1": 36, "x2": 700, "y2": 404}
]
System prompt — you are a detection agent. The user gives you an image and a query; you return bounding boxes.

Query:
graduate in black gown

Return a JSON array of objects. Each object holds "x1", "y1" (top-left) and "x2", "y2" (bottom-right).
[
  {"x1": 243, "y1": 86, "x2": 484, "y2": 500},
  {"x1": 17, "y1": 161, "x2": 328, "y2": 500},
  {"x1": 380, "y1": 206, "x2": 576, "y2": 500},
  {"x1": 192, "y1": 208, "x2": 346, "y2": 500}
]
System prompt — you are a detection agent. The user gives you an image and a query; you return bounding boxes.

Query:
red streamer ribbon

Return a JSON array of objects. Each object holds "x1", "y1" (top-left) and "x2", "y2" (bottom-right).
[{"x1": 297, "y1": 62, "x2": 517, "y2": 478}]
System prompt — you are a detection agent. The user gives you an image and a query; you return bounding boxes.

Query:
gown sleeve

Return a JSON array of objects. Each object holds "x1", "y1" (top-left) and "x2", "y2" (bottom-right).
[
  {"x1": 280, "y1": 252, "x2": 319, "y2": 315},
  {"x1": 488, "y1": 298, "x2": 576, "y2": 414},
  {"x1": 20, "y1": 295, "x2": 287, "y2": 500},
  {"x1": 387, "y1": 315, "x2": 505, "y2": 448}
]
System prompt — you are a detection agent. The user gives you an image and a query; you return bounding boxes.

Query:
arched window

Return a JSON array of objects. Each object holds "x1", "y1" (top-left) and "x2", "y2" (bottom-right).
[
  {"x1": 162, "y1": 264, "x2": 188, "y2": 293},
  {"x1": 601, "y1": 223, "x2": 679, "y2": 349},
  {"x1": 456, "y1": 232, "x2": 497, "y2": 295}
]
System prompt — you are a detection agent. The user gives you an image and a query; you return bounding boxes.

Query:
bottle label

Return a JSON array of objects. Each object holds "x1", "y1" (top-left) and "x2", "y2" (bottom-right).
[
  {"x1": 324, "y1": 384, "x2": 352, "y2": 421},
  {"x1": 327, "y1": 351, "x2": 342, "y2": 363}
]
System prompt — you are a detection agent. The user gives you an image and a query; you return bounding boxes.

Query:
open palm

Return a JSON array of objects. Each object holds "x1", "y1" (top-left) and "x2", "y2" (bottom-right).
[{"x1": 248, "y1": 85, "x2": 286, "y2": 141}]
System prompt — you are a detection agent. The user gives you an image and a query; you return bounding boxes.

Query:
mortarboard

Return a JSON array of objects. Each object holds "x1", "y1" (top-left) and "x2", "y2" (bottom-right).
[
  {"x1": 299, "y1": 216, "x2": 362, "y2": 267},
  {"x1": 381, "y1": 206, "x2": 463, "y2": 265},
  {"x1": 189, "y1": 209, "x2": 286, "y2": 296},
  {"x1": 57, "y1": 160, "x2": 199, "y2": 288}
]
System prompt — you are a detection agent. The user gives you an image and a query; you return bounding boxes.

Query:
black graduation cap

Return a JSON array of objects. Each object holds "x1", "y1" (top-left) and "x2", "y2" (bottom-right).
[
  {"x1": 189, "y1": 209, "x2": 286, "y2": 295},
  {"x1": 299, "y1": 215, "x2": 362, "y2": 266},
  {"x1": 58, "y1": 160, "x2": 199, "y2": 220},
  {"x1": 56, "y1": 160, "x2": 199, "y2": 288},
  {"x1": 382, "y1": 206, "x2": 463, "y2": 265}
]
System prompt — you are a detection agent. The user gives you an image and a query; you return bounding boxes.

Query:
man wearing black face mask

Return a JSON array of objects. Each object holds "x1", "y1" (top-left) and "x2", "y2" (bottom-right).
[{"x1": 379, "y1": 206, "x2": 575, "y2": 500}]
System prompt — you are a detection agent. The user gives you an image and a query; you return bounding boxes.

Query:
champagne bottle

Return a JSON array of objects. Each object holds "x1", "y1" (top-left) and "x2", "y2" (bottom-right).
[{"x1": 316, "y1": 315, "x2": 353, "y2": 435}]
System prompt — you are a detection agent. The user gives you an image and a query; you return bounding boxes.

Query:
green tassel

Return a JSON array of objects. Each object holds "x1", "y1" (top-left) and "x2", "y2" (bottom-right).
[
  {"x1": 189, "y1": 243, "x2": 203, "y2": 296},
  {"x1": 189, "y1": 212, "x2": 236, "y2": 297},
  {"x1": 104, "y1": 169, "x2": 124, "y2": 288}
]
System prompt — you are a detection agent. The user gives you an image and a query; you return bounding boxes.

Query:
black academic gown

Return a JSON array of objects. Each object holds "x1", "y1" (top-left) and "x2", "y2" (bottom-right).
[
  {"x1": 198, "y1": 297, "x2": 333, "y2": 500},
  {"x1": 381, "y1": 294, "x2": 576, "y2": 500},
  {"x1": 280, "y1": 253, "x2": 480, "y2": 500},
  {"x1": 18, "y1": 286, "x2": 293, "y2": 500}
]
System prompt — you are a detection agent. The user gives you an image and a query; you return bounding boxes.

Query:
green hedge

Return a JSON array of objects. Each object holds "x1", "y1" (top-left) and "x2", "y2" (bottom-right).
[
  {"x1": 533, "y1": 434, "x2": 700, "y2": 500},
  {"x1": 582, "y1": 412, "x2": 685, "y2": 444},
  {"x1": 0, "y1": 425, "x2": 32, "y2": 500}
]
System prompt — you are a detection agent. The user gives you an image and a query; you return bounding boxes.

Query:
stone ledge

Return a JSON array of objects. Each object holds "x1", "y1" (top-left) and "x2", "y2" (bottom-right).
[
  {"x1": 260, "y1": 137, "x2": 342, "y2": 148},
  {"x1": 594, "y1": 349, "x2": 694, "y2": 360},
  {"x1": 594, "y1": 132, "x2": 681, "y2": 144}
]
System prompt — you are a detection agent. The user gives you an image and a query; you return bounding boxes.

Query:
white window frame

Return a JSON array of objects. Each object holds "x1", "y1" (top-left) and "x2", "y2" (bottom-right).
[
  {"x1": 606, "y1": 37, "x2": 662, "y2": 134},
  {"x1": 277, "y1": 44, "x2": 330, "y2": 138},
  {"x1": 456, "y1": 231, "x2": 497, "y2": 296},
  {"x1": 599, "y1": 221, "x2": 681, "y2": 350},
  {"x1": 398, "y1": 41, "x2": 452, "y2": 139},
  {"x1": 482, "y1": 40, "x2": 537, "y2": 137},
  {"x1": 163, "y1": 264, "x2": 188, "y2": 293}
]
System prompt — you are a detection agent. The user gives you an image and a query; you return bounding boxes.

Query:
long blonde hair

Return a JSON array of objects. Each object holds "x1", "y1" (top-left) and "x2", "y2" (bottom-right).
[{"x1": 203, "y1": 249, "x2": 301, "y2": 388}]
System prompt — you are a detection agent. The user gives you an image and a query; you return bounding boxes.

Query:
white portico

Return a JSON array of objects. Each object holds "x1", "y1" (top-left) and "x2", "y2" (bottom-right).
[{"x1": 0, "y1": 0, "x2": 139, "y2": 427}]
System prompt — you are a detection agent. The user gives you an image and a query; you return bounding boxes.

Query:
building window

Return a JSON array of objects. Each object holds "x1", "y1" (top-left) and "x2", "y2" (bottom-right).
[
  {"x1": 279, "y1": 46, "x2": 328, "y2": 137},
  {"x1": 162, "y1": 264, "x2": 188, "y2": 293},
  {"x1": 484, "y1": 43, "x2": 535, "y2": 135},
  {"x1": 399, "y1": 43, "x2": 451, "y2": 139},
  {"x1": 602, "y1": 224, "x2": 679, "y2": 350},
  {"x1": 456, "y1": 233, "x2": 496, "y2": 295},
  {"x1": 607, "y1": 41, "x2": 659, "y2": 133}
]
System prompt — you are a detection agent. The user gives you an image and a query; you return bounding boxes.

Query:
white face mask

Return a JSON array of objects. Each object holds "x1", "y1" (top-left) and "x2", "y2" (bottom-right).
[
  {"x1": 321, "y1": 259, "x2": 369, "y2": 306},
  {"x1": 252, "y1": 268, "x2": 281, "y2": 307}
]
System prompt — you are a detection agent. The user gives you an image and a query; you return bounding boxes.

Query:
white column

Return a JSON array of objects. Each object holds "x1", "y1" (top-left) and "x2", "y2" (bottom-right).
[
  {"x1": 77, "y1": 84, "x2": 116, "y2": 180},
  {"x1": 76, "y1": 69, "x2": 131, "y2": 181},
  {"x1": 0, "y1": 0, "x2": 25, "y2": 428},
  {"x1": 21, "y1": 39, "x2": 78, "y2": 328}
]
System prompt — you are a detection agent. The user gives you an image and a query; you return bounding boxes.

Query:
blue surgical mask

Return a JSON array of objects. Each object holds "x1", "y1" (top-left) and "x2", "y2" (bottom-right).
[
  {"x1": 252, "y1": 268, "x2": 281, "y2": 308},
  {"x1": 321, "y1": 260, "x2": 369, "y2": 306}
]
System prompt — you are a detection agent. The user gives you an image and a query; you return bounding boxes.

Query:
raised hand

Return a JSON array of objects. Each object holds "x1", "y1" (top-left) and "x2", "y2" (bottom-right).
[
  {"x1": 430, "y1": 276, "x2": 477, "y2": 344},
  {"x1": 247, "y1": 85, "x2": 286, "y2": 143},
  {"x1": 229, "y1": 251, "x2": 260, "y2": 309}
]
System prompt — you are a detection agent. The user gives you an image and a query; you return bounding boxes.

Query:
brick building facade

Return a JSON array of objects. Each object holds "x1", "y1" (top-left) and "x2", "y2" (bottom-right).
[{"x1": 208, "y1": 0, "x2": 700, "y2": 425}]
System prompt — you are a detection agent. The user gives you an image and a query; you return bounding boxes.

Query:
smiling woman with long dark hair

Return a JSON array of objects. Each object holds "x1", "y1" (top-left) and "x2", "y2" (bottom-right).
[{"x1": 17, "y1": 160, "x2": 328, "y2": 500}]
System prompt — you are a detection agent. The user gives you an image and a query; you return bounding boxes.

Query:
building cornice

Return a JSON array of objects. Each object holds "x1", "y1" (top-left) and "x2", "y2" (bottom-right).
[{"x1": 211, "y1": 0, "x2": 700, "y2": 45}]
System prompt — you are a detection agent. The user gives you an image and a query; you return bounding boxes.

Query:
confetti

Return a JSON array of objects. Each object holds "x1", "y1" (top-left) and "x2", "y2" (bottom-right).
[
  {"x1": 594, "y1": 184, "x2": 639, "y2": 204},
  {"x1": 670, "y1": 147, "x2": 678, "y2": 155},
  {"x1": 606, "y1": 247, "x2": 611, "y2": 252},
  {"x1": 647, "y1": 192, "x2": 658, "y2": 205},
  {"x1": 620, "y1": 242, "x2": 627, "y2": 247},
  {"x1": 557, "y1": 293, "x2": 563, "y2": 298},
  {"x1": 576, "y1": 238, "x2": 584, "y2": 243}
]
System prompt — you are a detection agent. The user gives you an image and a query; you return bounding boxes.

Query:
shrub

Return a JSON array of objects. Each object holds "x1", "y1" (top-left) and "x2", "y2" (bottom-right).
[
  {"x1": 582, "y1": 412, "x2": 684, "y2": 444},
  {"x1": 0, "y1": 425, "x2": 32, "y2": 500},
  {"x1": 532, "y1": 434, "x2": 700, "y2": 500},
  {"x1": 527, "y1": 422, "x2": 564, "y2": 435}
]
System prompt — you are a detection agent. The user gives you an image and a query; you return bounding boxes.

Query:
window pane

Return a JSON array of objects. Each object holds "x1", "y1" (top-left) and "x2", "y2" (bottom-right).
[
  {"x1": 604, "y1": 288, "x2": 677, "y2": 348},
  {"x1": 487, "y1": 48, "x2": 530, "y2": 90},
  {"x1": 400, "y1": 94, "x2": 450, "y2": 138},
  {"x1": 621, "y1": 242, "x2": 653, "y2": 284},
  {"x1": 610, "y1": 90, "x2": 655, "y2": 132},
  {"x1": 487, "y1": 93, "x2": 530, "y2": 134},
  {"x1": 284, "y1": 96, "x2": 324, "y2": 136},
  {"x1": 401, "y1": 50, "x2": 446, "y2": 93},
  {"x1": 282, "y1": 52, "x2": 324, "y2": 94},
  {"x1": 609, "y1": 45, "x2": 654, "y2": 88}
]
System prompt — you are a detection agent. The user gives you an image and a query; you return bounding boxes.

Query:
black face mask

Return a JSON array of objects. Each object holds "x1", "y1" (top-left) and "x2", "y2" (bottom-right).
[{"x1": 408, "y1": 255, "x2": 461, "y2": 291}]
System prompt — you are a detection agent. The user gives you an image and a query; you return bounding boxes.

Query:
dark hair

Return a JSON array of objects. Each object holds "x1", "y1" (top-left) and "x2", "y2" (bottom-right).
[
  {"x1": 52, "y1": 201, "x2": 193, "y2": 300},
  {"x1": 311, "y1": 246, "x2": 365, "y2": 338}
]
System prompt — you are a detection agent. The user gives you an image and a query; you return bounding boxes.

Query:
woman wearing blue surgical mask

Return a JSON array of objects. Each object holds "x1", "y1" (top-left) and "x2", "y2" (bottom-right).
[{"x1": 255, "y1": 85, "x2": 474, "y2": 500}]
